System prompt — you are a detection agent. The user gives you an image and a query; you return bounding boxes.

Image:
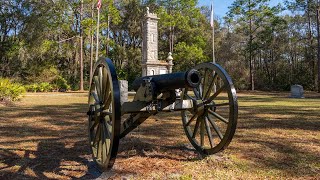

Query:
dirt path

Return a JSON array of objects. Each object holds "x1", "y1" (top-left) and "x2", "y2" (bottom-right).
[{"x1": 0, "y1": 92, "x2": 319, "y2": 179}]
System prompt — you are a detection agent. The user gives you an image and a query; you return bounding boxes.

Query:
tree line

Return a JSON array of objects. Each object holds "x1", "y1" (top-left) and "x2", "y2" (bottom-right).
[{"x1": 0, "y1": 0, "x2": 319, "y2": 92}]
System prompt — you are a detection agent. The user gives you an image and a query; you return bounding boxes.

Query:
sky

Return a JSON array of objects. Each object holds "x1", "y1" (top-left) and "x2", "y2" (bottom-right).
[{"x1": 198, "y1": 0, "x2": 284, "y2": 17}]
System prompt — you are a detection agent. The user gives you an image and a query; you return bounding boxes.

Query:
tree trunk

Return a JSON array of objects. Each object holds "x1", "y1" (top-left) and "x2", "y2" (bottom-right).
[
  {"x1": 307, "y1": 0, "x2": 318, "y2": 91},
  {"x1": 317, "y1": 2, "x2": 320, "y2": 92},
  {"x1": 79, "y1": 0, "x2": 84, "y2": 91},
  {"x1": 249, "y1": 0, "x2": 254, "y2": 90},
  {"x1": 106, "y1": 13, "x2": 110, "y2": 56},
  {"x1": 95, "y1": 9, "x2": 100, "y2": 63}
]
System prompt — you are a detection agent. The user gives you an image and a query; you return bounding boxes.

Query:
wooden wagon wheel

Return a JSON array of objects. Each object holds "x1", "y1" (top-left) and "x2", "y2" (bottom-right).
[
  {"x1": 181, "y1": 62, "x2": 238, "y2": 155},
  {"x1": 87, "y1": 58, "x2": 121, "y2": 170}
]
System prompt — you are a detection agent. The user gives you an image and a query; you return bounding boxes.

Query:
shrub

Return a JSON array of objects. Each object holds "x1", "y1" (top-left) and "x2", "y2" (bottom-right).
[
  {"x1": 25, "y1": 84, "x2": 39, "y2": 92},
  {"x1": 26, "y1": 66, "x2": 59, "y2": 84},
  {"x1": 38, "y1": 82, "x2": 53, "y2": 92},
  {"x1": 25, "y1": 76, "x2": 70, "y2": 92},
  {"x1": 0, "y1": 78, "x2": 26, "y2": 101},
  {"x1": 25, "y1": 82, "x2": 53, "y2": 92},
  {"x1": 52, "y1": 76, "x2": 70, "y2": 92}
]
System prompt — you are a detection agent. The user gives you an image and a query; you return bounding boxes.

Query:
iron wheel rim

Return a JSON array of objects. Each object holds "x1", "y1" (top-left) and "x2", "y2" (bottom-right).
[
  {"x1": 87, "y1": 58, "x2": 121, "y2": 170},
  {"x1": 181, "y1": 62, "x2": 238, "y2": 155}
]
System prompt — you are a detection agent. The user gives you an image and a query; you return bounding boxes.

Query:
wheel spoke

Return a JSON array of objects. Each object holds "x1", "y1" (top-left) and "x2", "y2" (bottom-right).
[
  {"x1": 104, "y1": 114, "x2": 112, "y2": 124},
  {"x1": 92, "y1": 105, "x2": 101, "y2": 123},
  {"x1": 202, "y1": 69, "x2": 208, "y2": 96},
  {"x1": 207, "y1": 102, "x2": 230, "y2": 107},
  {"x1": 103, "y1": 91, "x2": 112, "y2": 110},
  {"x1": 205, "y1": 84, "x2": 226, "y2": 104},
  {"x1": 200, "y1": 117, "x2": 205, "y2": 147},
  {"x1": 90, "y1": 118, "x2": 99, "y2": 130},
  {"x1": 97, "y1": 126, "x2": 103, "y2": 160},
  {"x1": 197, "y1": 86, "x2": 203, "y2": 99},
  {"x1": 102, "y1": 68, "x2": 110, "y2": 102},
  {"x1": 204, "y1": 73, "x2": 218, "y2": 99},
  {"x1": 107, "y1": 120, "x2": 113, "y2": 128},
  {"x1": 102, "y1": 110, "x2": 112, "y2": 116},
  {"x1": 102, "y1": 118, "x2": 111, "y2": 153},
  {"x1": 103, "y1": 119, "x2": 112, "y2": 139},
  {"x1": 207, "y1": 115, "x2": 224, "y2": 140},
  {"x1": 94, "y1": 76, "x2": 102, "y2": 100},
  {"x1": 204, "y1": 117, "x2": 214, "y2": 148},
  {"x1": 99, "y1": 66, "x2": 103, "y2": 83},
  {"x1": 192, "y1": 118, "x2": 201, "y2": 138},
  {"x1": 101, "y1": 122, "x2": 107, "y2": 163},
  {"x1": 93, "y1": 123, "x2": 101, "y2": 147},
  {"x1": 104, "y1": 123, "x2": 111, "y2": 154},
  {"x1": 208, "y1": 109, "x2": 229, "y2": 124},
  {"x1": 185, "y1": 93, "x2": 197, "y2": 101},
  {"x1": 186, "y1": 114, "x2": 198, "y2": 126},
  {"x1": 98, "y1": 67, "x2": 105, "y2": 101},
  {"x1": 89, "y1": 105, "x2": 100, "y2": 130},
  {"x1": 193, "y1": 88, "x2": 201, "y2": 99},
  {"x1": 91, "y1": 91, "x2": 100, "y2": 103},
  {"x1": 104, "y1": 115, "x2": 113, "y2": 136}
]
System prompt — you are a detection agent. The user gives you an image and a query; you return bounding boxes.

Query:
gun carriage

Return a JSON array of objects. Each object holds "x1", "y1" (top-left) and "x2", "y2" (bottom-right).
[{"x1": 87, "y1": 58, "x2": 238, "y2": 170}]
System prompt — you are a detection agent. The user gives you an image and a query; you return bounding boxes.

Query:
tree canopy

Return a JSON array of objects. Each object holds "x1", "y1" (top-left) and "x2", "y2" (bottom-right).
[{"x1": 1, "y1": 0, "x2": 319, "y2": 92}]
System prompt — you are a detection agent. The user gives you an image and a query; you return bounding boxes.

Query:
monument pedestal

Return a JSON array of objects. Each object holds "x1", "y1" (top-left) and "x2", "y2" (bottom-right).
[{"x1": 141, "y1": 8, "x2": 172, "y2": 76}]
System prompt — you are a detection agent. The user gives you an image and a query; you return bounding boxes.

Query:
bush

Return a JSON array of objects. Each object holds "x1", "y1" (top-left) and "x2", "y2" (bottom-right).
[
  {"x1": 25, "y1": 66, "x2": 59, "y2": 84},
  {"x1": 25, "y1": 84, "x2": 38, "y2": 92},
  {"x1": 25, "y1": 76, "x2": 70, "y2": 92},
  {"x1": 25, "y1": 82, "x2": 53, "y2": 92},
  {"x1": 0, "y1": 78, "x2": 26, "y2": 101},
  {"x1": 52, "y1": 76, "x2": 70, "y2": 92},
  {"x1": 38, "y1": 82, "x2": 53, "y2": 92}
]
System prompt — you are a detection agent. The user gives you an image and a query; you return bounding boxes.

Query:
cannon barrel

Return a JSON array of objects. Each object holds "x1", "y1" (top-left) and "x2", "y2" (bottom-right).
[{"x1": 132, "y1": 69, "x2": 201, "y2": 91}]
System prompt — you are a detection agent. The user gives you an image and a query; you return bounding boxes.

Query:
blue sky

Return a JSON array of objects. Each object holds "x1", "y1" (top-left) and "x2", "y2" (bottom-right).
[{"x1": 198, "y1": 0, "x2": 284, "y2": 17}]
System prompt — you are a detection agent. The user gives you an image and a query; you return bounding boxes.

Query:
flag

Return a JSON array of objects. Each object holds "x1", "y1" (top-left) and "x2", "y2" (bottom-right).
[
  {"x1": 210, "y1": 2, "x2": 214, "y2": 27},
  {"x1": 97, "y1": 0, "x2": 102, "y2": 10}
]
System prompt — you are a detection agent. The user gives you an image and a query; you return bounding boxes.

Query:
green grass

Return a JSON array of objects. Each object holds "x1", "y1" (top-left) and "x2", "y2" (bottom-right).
[{"x1": 0, "y1": 91, "x2": 319, "y2": 179}]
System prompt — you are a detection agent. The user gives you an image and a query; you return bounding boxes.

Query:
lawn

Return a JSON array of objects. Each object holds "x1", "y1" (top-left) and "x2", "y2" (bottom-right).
[{"x1": 0, "y1": 91, "x2": 319, "y2": 179}]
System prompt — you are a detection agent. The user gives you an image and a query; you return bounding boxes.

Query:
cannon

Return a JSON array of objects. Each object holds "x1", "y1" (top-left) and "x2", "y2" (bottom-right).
[{"x1": 87, "y1": 58, "x2": 238, "y2": 170}]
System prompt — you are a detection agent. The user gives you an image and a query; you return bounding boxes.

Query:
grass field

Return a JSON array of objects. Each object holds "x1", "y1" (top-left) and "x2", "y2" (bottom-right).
[{"x1": 0, "y1": 91, "x2": 319, "y2": 179}]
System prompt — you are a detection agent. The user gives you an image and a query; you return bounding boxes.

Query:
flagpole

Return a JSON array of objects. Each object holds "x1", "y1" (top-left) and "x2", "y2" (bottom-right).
[
  {"x1": 211, "y1": 1, "x2": 217, "y2": 92},
  {"x1": 95, "y1": 3, "x2": 100, "y2": 62},
  {"x1": 106, "y1": 14, "x2": 110, "y2": 57},
  {"x1": 212, "y1": 1, "x2": 215, "y2": 64}
]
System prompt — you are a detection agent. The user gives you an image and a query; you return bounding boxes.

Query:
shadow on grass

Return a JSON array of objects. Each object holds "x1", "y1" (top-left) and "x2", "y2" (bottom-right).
[
  {"x1": 233, "y1": 97, "x2": 320, "y2": 177},
  {"x1": 0, "y1": 102, "x2": 200, "y2": 179},
  {"x1": 238, "y1": 106, "x2": 320, "y2": 131},
  {"x1": 0, "y1": 102, "x2": 105, "y2": 179},
  {"x1": 118, "y1": 135, "x2": 200, "y2": 161},
  {"x1": 1, "y1": 92, "x2": 319, "y2": 178},
  {"x1": 234, "y1": 137, "x2": 320, "y2": 177},
  {"x1": 0, "y1": 140, "x2": 101, "y2": 179}
]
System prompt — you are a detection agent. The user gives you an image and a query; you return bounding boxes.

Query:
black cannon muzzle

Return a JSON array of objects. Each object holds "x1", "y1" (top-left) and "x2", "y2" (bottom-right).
[{"x1": 132, "y1": 69, "x2": 201, "y2": 91}]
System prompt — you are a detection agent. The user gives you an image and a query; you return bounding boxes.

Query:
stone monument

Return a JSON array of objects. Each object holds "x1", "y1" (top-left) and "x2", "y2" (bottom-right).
[
  {"x1": 119, "y1": 80, "x2": 128, "y2": 104},
  {"x1": 290, "y1": 84, "x2": 304, "y2": 98},
  {"x1": 142, "y1": 7, "x2": 173, "y2": 76}
]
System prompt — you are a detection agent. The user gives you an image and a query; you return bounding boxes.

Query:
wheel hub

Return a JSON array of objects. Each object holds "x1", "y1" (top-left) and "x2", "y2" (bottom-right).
[{"x1": 194, "y1": 99, "x2": 205, "y2": 115}]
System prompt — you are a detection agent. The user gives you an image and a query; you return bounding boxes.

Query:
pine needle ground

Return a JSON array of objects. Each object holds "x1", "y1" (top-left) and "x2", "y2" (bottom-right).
[{"x1": 0, "y1": 92, "x2": 319, "y2": 179}]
